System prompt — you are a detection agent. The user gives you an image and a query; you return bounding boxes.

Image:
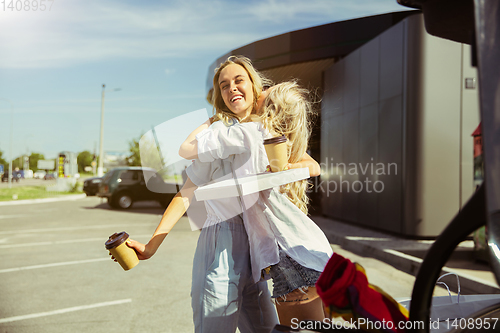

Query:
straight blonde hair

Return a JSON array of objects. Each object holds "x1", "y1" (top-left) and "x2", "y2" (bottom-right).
[
  {"x1": 211, "y1": 56, "x2": 272, "y2": 124},
  {"x1": 211, "y1": 57, "x2": 314, "y2": 213}
]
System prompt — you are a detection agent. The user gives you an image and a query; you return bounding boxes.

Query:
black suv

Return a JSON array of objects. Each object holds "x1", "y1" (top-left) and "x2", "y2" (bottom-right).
[
  {"x1": 83, "y1": 177, "x2": 102, "y2": 196},
  {"x1": 97, "y1": 167, "x2": 178, "y2": 209}
]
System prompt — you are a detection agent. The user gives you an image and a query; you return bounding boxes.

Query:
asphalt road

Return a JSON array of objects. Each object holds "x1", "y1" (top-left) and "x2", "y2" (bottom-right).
[
  {"x1": 0, "y1": 197, "x2": 197, "y2": 333},
  {"x1": 0, "y1": 196, "x2": 450, "y2": 332}
]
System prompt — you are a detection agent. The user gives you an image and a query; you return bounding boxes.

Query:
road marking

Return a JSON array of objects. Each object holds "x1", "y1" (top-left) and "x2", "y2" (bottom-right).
[
  {"x1": 0, "y1": 258, "x2": 110, "y2": 273},
  {"x1": 0, "y1": 234, "x2": 152, "y2": 249},
  {"x1": 345, "y1": 236, "x2": 391, "y2": 241},
  {"x1": 0, "y1": 215, "x2": 31, "y2": 220},
  {"x1": 0, "y1": 299, "x2": 132, "y2": 324},
  {"x1": 383, "y1": 249, "x2": 423, "y2": 263},
  {"x1": 0, "y1": 223, "x2": 146, "y2": 235},
  {"x1": 0, "y1": 240, "x2": 56, "y2": 248}
]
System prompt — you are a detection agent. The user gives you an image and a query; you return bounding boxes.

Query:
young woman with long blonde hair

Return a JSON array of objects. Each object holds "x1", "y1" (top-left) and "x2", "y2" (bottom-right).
[
  {"x1": 180, "y1": 57, "x2": 332, "y2": 327},
  {"x1": 124, "y1": 56, "x2": 281, "y2": 333}
]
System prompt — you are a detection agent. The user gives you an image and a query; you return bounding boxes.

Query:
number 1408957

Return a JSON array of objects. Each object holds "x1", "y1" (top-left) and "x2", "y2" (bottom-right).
[
  {"x1": 445, "y1": 317, "x2": 498, "y2": 330},
  {"x1": 1, "y1": 0, "x2": 54, "y2": 11}
]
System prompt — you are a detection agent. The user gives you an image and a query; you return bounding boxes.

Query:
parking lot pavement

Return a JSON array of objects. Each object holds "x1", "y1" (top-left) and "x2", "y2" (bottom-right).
[
  {"x1": 0, "y1": 197, "x2": 198, "y2": 333},
  {"x1": 0, "y1": 196, "x2": 462, "y2": 332},
  {"x1": 313, "y1": 215, "x2": 500, "y2": 296}
]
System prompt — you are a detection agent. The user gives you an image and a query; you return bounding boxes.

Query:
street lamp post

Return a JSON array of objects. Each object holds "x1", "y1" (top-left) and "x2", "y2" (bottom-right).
[
  {"x1": 97, "y1": 84, "x2": 121, "y2": 177},
  {"x1": 97, "y1": 85, "x2": 105, "y2": 177},
  {"x1": 0, "y1": 98, "x2": 13, "y2": 189}
]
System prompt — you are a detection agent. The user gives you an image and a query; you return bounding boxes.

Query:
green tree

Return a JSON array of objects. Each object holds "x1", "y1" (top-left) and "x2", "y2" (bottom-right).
[
  {"x1": 128, "y1": 133, "x2": 170, "y2": 176},
  {"x1": 29, "y1": 152, "x2": 45, "y2": 171},
  {"x1": 77, "y1": 151, "x2": 94, "y2": 173},
  {"x1": 10, "y1": 152, "x2": 45, "y2": 171},
  {"x1": 127, "y1": 136, "x2": 142, "y2": 167},
  {"x1": 11, "y1": 155, "x2": 23, "y2": 170}
]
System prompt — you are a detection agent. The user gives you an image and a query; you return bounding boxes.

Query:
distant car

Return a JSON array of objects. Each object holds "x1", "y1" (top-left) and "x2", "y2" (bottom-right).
[
  {"x1": 44, "y1": 172, "x2": 56, "y2": 180},
  {"x1": 83, "y1": 177, "x2": 102, "y2": 196},
  {"x1": 1, "y1": 173, "x2": 20, "y2": 182},
  {"x1": 97, "y1": 167, "x2": 178, "y2": 209},
  {"x1": 34, "y1": 170, "x2": 47, "y2": 179}
]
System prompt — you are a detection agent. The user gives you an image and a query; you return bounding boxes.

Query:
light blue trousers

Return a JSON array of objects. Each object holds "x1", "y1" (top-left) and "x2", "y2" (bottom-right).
[{"x1": 191, "y1": 215, "x2": 279, "y2": 333}]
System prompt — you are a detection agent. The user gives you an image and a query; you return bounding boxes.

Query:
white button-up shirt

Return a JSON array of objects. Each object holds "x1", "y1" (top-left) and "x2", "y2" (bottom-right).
[{"x1": 187, "y1": 120, "x2": 332, "y2": 283}]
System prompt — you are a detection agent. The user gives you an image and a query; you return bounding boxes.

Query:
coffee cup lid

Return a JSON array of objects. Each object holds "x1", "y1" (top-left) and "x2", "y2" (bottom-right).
[
  {"x1": 105, "y1": 231, "x2": 129, "y2": 249},
  {"x1": 263, "y1": 135, "x2": 287, "y2": 145}
]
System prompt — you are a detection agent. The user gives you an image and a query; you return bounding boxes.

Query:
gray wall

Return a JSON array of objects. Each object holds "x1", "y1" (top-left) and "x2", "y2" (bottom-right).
[{"x1": 321, "y1": 14, "x2": 479, "y2": 237}]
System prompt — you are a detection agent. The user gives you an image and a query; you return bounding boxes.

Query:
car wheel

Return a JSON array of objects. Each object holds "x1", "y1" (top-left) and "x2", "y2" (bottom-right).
[
  {"x1": 107, "y1": 197, "x2": 117, "y2": 208},
  {"x1": 116, "y1": 193, "x2": 133, "y2": 209}
]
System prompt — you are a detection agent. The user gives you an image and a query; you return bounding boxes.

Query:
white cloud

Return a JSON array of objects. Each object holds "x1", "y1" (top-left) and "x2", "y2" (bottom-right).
[
  {"x1": 0, "y1": 0, "x2": 255, "y2": 68},
  {"x1": 0, "y1": 0, "x2": 410, "y2": 69},
  {"x1": 252, "y1": 0, "x2": 409, "y2": 23}
]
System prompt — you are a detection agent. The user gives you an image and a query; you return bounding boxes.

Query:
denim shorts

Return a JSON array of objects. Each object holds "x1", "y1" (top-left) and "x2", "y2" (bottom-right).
[{"x1": 267, "y1": 249, "x2": 322, "y2": 299}]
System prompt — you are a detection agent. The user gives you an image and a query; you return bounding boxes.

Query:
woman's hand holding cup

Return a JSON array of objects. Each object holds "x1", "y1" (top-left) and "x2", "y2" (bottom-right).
[
  {"x1": 125, "y1": 239, "x2": 151, "y2": 260},
  {"x1": 108, "y1": 238, "x2": 154, "y2": 263},
  {"x1": 105, "y1": 232, "x2": 140, "y2": 270}
]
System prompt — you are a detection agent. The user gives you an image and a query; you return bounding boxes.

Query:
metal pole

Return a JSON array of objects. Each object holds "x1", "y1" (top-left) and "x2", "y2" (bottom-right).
[
  {"x1": 93, "y1": 142, "x2": 97, "y2": 176},
  {"x1": 0, "y1": 98, "x2": 13, "y2": 189},
  {"x1": 98, "y1": 84, "x2": 105, "y2": 177},
  {"x1": 96, "y1": 86, "x2": 120, "y2": 177},
  {"x1": 8, "y1": 103, "x2": 13, "y2": 189}
]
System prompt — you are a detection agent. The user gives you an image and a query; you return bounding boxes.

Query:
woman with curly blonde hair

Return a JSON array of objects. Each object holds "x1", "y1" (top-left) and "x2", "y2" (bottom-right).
[{"x1": 257, "y1": 81, "x2": 314, "y2": 214}]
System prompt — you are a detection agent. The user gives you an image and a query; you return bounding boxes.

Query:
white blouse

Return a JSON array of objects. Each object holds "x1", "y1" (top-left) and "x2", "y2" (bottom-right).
[{"x1": 186, "y1": 120, "x2": 333, "y2": 283}]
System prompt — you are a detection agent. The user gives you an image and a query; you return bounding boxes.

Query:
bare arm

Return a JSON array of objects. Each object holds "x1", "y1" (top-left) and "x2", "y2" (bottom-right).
[
  {"x1": 182, "y1": 124, "x2": 320, "y2": 177},
  {"x1": 180, "y1": 121, "x2": 250, "y2": 163},
  {"x1": 179, "y1": 141, "x2": 199, "y2": 160},
  {"x1": 126, "y1": 177, "x2": 197, "y2": 259},
  {"x1": 287, "y1": 152, "x2": 321, "y2": 177},
  {"x1": 179, "y1": 118, "x2": 212, "y2": 160}
]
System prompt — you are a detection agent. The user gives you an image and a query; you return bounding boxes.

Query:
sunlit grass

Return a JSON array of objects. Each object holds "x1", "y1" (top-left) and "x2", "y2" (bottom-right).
[{"x1": 0, "y1": 186, "x2": 83, "y2": 202}]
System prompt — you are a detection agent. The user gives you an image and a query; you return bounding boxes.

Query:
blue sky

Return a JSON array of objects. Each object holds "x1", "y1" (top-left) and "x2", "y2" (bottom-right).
[{"x1": 0, "y1": 0, "x2": 410, "y2": 162}]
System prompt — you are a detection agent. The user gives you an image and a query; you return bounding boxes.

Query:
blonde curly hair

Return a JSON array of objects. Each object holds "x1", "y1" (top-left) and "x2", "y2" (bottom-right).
[{"x1": 257, "y1": 81, "x2": 316, "y2": 214}]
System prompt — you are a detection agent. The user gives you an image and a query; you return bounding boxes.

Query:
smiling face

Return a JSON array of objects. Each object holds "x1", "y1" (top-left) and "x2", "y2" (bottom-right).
[{"x1": 218, "y1": 64, "x2": 255, "y2": 120}]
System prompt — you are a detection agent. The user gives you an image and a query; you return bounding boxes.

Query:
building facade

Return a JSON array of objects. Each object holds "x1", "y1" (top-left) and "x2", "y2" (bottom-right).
[{"x1": 207, "y1": 11, "x2": 479, "y2": 237}]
